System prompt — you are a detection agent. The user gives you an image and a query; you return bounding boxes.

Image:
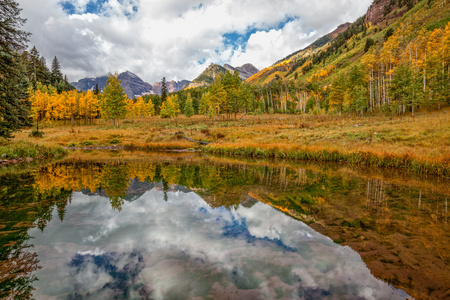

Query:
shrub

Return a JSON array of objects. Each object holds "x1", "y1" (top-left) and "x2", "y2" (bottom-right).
[
  {"x1": 29, "y1": 130, "x2": 44, "y2": 138},
  {"x1": 80, "y1": 140, "x2": 94, "y2": 146}
]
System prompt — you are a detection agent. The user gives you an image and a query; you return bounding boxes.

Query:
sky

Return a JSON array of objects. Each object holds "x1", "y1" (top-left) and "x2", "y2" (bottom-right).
[{"x1": 17, "y1": 0, "x2": 373, "y2": 84}]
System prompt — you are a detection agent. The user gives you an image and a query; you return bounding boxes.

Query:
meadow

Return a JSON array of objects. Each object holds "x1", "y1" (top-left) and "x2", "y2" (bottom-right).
[{"x1": 9, "y1": 108, "x2": 450, "y2": 176}]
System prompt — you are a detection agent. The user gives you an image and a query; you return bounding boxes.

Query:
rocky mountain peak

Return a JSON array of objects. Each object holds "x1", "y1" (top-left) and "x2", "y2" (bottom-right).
[
  {"x1": 365, "y1": 0, "x2": 413, "y2": 25},
  {"x1": 71, "y1": 71, "x2": 153, "y2": 99}
]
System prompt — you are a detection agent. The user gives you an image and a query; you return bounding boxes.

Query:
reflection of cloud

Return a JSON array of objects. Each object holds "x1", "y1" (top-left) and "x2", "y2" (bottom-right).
[
  {"x1": 29, "y1": 188, "x2": 408, "y2": 299},
  {"x1": 69, "y1": 250, "x2": 150, "y2": 299}
]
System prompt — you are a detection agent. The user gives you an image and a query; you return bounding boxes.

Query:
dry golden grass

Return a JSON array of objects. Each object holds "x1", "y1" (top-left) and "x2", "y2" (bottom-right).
[{"x1": 13, "y1": 108, "x2": 450, "y2": 175}]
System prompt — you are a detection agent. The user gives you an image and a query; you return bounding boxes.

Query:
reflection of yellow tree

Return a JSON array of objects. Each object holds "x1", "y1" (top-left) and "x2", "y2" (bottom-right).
[
  {"x1": 101, "y1": 163, "x2": 131, "y2": 211},
  {"x1": 129, "y1": 162, "x2": 156, "y2": 182}
]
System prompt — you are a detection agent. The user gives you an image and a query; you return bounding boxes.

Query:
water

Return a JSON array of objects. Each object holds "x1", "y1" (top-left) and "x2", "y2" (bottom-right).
[{"x1": 0, "y1": 153, "x2": 448, "y2": 299}]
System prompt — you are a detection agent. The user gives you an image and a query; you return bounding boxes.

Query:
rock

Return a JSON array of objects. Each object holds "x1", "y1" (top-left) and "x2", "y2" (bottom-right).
[{"x1": 365, "y1": 0, "x2": 407, "y2": 25}]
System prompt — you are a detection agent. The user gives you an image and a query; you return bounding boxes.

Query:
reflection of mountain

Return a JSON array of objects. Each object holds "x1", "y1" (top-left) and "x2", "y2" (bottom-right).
[
  {"x1": 82, "y1": 179, "x2": 192, "y2": 201},
  {"x1": 29, "y1": 191, "x2": 408, "y2": 299}
]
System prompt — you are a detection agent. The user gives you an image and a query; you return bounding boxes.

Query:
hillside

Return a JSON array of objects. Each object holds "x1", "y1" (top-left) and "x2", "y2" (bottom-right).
[
  {"x1": 185, "y1": 64, "x2": 229, "y2": 89},
  {"x1": 246, "y1": 0, "x2": 449, "y2": 116},
  {"x1": 185, "y1": 63, "x2": 259, "y2": 89},
  {"x1": 274, "y1": 22, "x2": 352, "y2": 66}
]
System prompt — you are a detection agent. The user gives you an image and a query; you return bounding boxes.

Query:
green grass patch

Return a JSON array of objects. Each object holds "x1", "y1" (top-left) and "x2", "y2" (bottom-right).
[
  {"x1": 80, "y1": 140, "x2": 94, "y2": 146},
  {"x1": 0, "y1": 141, "x2": 67, "y2": 160}
]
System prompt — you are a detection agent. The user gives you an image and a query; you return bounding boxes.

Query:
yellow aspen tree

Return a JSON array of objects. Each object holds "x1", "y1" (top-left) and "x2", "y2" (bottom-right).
[
  {"x1": 126, "y1": 99, "x2": 135, "y2": 118},
  {"x1": 427, "y1": 28, "x2": 445, "y2": 109}
]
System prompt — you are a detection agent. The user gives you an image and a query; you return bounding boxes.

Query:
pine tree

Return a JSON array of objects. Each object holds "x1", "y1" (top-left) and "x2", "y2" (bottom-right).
[
  {"x1": 51, "y1": 56, "x2": 63, "y2": 86},
  {"x1": 161, "y1": 77, "x2": 168, "y2": 103},
  {"x1": 94, "y1": 83, "x2": 100, "y2": 96},
  {"x1": 101, "y1": 73, "x2": 127, "y2": 127},
  {"x1": 0, "y1": 0, "x2": 31, "y2": 138}
]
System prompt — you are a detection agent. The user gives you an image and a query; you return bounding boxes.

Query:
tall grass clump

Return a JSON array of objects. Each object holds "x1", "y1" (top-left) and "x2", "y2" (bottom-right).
[
  {"x1": 0, "y1": 141, "x2": 67, "y2": 160},
  {"x1": 203, "y1": 144, "x2": 449, "y2": 177}
]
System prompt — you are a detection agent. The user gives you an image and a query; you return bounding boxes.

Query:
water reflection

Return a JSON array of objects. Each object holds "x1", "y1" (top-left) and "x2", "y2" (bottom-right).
[
  {"x1": 0, "y1": 156, "x2": 448, "y2": 299},
  {"x1": 0, "y1": 172, "x2": 72, "y2": 299},
  {"x1": 30, "y1": 188, "x2": 407, "y2": 299}
]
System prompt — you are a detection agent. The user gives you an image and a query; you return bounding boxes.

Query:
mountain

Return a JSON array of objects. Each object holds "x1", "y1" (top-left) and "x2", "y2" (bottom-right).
[
  {"x1": 223, "y1": 63, "x2": 260, "y2": 80},
  {"x1": 185, "y1": 64, "x2": 228, "y2": 89},
  {"x1": 365, "y1": 0, "x2": 411, "y2": 25},
  {"x1": 71, "y1": 71, "x2": 153, "y2": 99},
  {"x1": 274, "y1": 22, "x2": 352, "y2": 66},
  {"x1": 185, "y1": 63, "x2": 259, "y2": 89},
  {"x1": 152, "y1": 80, "x2": 191, "y2": 95},
  {"x1": 248, "y1": 22, "x2": 353, "y2": 85},
  {"x1": 246, "y1": 0, "x2": 426, "y2": 86}
]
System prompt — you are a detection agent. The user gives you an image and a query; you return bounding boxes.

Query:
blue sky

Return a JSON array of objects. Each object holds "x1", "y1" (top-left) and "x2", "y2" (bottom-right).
[{"x1": 17, "y1": 0, "x2": 373, "y2": 84}]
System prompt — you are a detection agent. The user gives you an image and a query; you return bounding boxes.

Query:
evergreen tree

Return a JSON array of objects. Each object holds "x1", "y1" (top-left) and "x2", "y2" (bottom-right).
[
  {"x1": 51, "y1": 56, "x2": 63, "y2": 85},
  {"x1": 29, "y1": 46, "x2": 39, "y2": 85},
  {"x1": 101, "y1": 73, "x2": 127, "y2": 127},
  {"x1": 0, "y1": 0, "x2": 31, "y2": 138},
  {"x1": 38, "y1": 55, "x2": 51, "y2": 85},
  {"x1": 161, "y1": 77, "x2": 168, "y2": 103}
]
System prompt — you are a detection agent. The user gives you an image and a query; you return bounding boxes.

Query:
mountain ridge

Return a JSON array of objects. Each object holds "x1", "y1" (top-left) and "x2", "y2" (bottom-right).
[
  {"x1": 185, "y1": 63, "x2": 259, "y2": 89},
  {"x1": 71, "y1": 71, "x2": 153, "y2": 99}
]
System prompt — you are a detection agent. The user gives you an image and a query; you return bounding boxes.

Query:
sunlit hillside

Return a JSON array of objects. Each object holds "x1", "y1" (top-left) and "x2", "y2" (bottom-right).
[{"x1": 247, "y1": 0, "x2": 450, "y2": 116}]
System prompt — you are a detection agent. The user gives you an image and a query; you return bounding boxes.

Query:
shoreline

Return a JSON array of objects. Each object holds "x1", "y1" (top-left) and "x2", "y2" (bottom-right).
[
  {"x1": 2, "y1": 141, "x2": 447, "y2": 177},
  {"x1": 6, "y1": 111, "x2": 449, "y2": 176}
]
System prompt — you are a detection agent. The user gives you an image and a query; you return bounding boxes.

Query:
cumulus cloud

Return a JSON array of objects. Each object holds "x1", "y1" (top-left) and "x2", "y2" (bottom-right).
[{"x1": 17, "y1": 0, "x2": 372, "y2": 83}]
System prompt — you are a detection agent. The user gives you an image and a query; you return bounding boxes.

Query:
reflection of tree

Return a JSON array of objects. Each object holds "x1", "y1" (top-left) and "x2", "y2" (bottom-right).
[
  {"x1": 6, "y1": 158, "x2": 448, "y2": 300},
  {"x1": 0, "y1": 173, "x2": 72, "y2": 299},
  {"x1": 101, "y1": 163, "x2": 130, "y2": 211}
]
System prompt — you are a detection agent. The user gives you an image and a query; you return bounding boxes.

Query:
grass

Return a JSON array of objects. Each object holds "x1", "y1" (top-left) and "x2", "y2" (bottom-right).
[
  {"x1": 11, "y1": 108, "x2": 450, "y2": 176},
  {"x1": 0, "y1": 141, "x2": 67, "y2": 160}
]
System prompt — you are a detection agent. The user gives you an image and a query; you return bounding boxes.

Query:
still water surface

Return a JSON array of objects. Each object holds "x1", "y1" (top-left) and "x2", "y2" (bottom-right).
[{"x1": 0, "y1": 153, "x2": 448, "y2": 299}]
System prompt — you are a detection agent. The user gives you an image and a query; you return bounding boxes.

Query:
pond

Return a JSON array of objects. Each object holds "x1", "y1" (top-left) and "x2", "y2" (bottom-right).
[{"x1": 0, "y1": 152, "x2": 448, "y2": 299}]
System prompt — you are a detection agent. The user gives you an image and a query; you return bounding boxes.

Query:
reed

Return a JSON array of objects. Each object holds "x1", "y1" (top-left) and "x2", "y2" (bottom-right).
[{"x1": 203, "y1": 143, "x2": 449, "y2": 177}]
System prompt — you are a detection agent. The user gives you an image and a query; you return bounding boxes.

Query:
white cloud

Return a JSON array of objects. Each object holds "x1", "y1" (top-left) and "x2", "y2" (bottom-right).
[{"x1": 17, "y1": 0, "x2": 372, "y2": 84}]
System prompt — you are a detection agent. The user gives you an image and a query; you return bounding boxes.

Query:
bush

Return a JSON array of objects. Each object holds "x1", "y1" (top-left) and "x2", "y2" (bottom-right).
[
  {"x1": 29, "y1": 130, "x2": 44, "y2": 138},
  {"x1": 0, "y1": 137, "x2": 8, "y2": 146},
  {"x1": 109, "y1": 138, "x2": 121, "y2": 144},
  {"x1": 80, "y1": 140, "x2": 94, "y2": 146}
]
